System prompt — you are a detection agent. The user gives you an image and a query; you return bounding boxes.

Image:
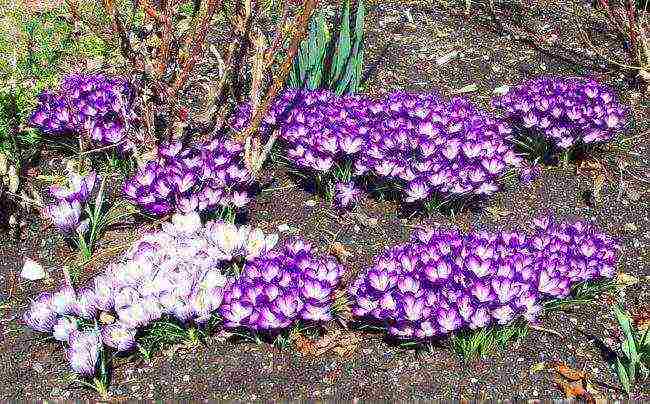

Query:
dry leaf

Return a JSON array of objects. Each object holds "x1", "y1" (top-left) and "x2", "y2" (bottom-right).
[
  {"x1": 312, "y1": 330, "x2": 360, "y2": 357},
  {"x1": 576, "y1": 157, "x2": 604, "y2": 174},
  {"x1": 555, "y1": 378, "x2": 595, "y2": 404},
  {"x1": 293, "y1": 333, "x2": 315, "y2": 355},
  {"x1": 530, "y1": 361, "x2": 546, "y2": 374},
  {"x1": 632, "y1": 308, "x2": 650, "y2": 331},
  {"x1": 592, "y1": 174, "x2": 605, "y2": 204},
  {"x1": 485, "y1": 206, "x2": 511, "y2": 219},
  {"x1": 294, "y1": 330, "x2": 359, "y2": 357},
  {"x1": 552, "y1": 363, "x2": 587, "y2": 381},
  {"x1": 329, "y1": 242, "x2": 352, "y2": 263},
  {"x1": 616, "y1": 272, "x2": 639, "y2": 288}
]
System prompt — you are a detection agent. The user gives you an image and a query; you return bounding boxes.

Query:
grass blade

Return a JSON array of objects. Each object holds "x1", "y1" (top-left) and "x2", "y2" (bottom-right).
[{"x1": 329, "y1": 0, "x2": 351, "y2": 88}]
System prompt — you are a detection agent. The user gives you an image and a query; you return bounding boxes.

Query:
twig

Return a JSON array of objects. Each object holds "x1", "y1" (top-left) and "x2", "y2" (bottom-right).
[
  {"x1": 580, "y1": 30, "x2": 645, "y2": 71},
  {"x1": 172, "y1": 0, "x2": 221, "y2": 98},
  {"x1": 236, "y1": 0, "x2": 319, "y2": 143},
  {"x1": 265, "y1": 0, "x2": 291, "y2": 69},
  {"x1": 530, "y1": 324, "x2": 564, "y2": 338},
  {"x1": 5, "y1": 191, "x2": 43, "y2": 207},
  {"x1": 77, "y1": 140, "x2": 127, "y2": 156}
]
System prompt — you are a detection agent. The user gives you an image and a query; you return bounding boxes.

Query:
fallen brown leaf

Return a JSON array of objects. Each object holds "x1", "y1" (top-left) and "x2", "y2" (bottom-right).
[
  {"x1": 552, "y1": 362, "x2": 587, "y2": 381},
  {"x1": 555, "y1": 377, "x2": 595, "y2": 404},
  {"x1": 576, "y1": 157, "x2": 605, "y2": 174},
  {"x1": 329, "y1": 242, "x2": 353, "y2": 263},
  {"x1": 293, "y1": 333, "x2": 315, "y2": 355},
  {"x1": 294, "y1": 330, "x2": 360, "y2": 357},
  {"x1": 632, "y1": 308, "x2": 650, "y2": 331}
]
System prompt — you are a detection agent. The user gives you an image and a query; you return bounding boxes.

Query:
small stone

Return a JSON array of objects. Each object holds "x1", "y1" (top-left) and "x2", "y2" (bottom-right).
[
  {"x1": 50, "y1": 388, "x2": 63, "y2": 398},
  {"x1": 109, "y1": 387, "x2": 126, "y2": 396},
  {"x1": 277, "y1": 224, "x2": 291, "y2": 232},
  {"x1": 623, "y1": 223, "x2": 638, "y2": 233},
  {"x1": 21, "y1": 258, "x2": 45, "y2": 281},
  {"x1": 277, "y1": 224, "x2": 298, "y2": 234},
  {"x1": 32, "y1": 363, "x2": 44, "y2": 373},
  {"x1": 304, "y1": 200, "x2": 317, "y2": 207}
]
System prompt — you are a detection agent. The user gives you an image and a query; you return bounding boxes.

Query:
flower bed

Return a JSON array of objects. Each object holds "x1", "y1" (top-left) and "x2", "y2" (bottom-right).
[
  {"x1": 492, "y1": 76, "x2": 628, "y2": 151},
  {"x1": 23, "y1": 215, "x2": 618, "y2": 377},
  {"x1": 349, "y1": 216, "x2": 618, "y2": 339},
  {"x1": 23, "y1": 212, "x2": 343, "y2": 376},
  {"x1": 233, "y1": 88, "x2": 524, "y2": 209}
]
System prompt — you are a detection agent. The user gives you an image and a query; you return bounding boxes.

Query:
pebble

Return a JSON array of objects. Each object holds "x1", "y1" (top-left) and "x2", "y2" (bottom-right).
[
  {"x1": 21, "y1": 258, "x2": 46, "y2": 281},
  {"x1": 50, "y1": 387, "x2": 63, "y2": 398},
  {"x1": 304, "y1": 200, "x2": 317, "y2": 207},
  {"x1": 278, "y1": 224, "x2": 298, "y2": 233},
  {"x1": 32, "y1": 363, "x2": 44, "y2": 373},
  {"x1": 109, "y1": 387, "x2": 126, "y2": 396},
  {"x1": 624, "y1": 223, "x2": 638, "y2": 233}
]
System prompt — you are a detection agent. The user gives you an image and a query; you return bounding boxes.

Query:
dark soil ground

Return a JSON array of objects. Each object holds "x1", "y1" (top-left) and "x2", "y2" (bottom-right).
[{"x1": 1, "y1": 0, "x2": 649, "y2": 399}]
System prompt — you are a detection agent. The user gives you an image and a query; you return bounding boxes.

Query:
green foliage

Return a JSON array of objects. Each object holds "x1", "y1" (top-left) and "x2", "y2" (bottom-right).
[
  {"x1": 543, "y1": 279, "x2": 616, "y2": 311},
  {"x1": 451, "y1": 320, "x2": 529, "y2": 361},
  {"x1": 289, "y1": 0, "x2": 366, "y2": 95},
  {"x1": 0, "y1": 87, "x2": 42, "y2": 166},
  {"x1": 76, "y1": 176, "x2": 138, "y2": 259},
  {"x1": 137, "y1": 318, "x2": 203, "y2": 360},
  {"x1": 613, "y1": 305, "x2": 650, "y2": 394},
  {"x1": 0, "y1": 2, "x2": 112, "y2": 169}
]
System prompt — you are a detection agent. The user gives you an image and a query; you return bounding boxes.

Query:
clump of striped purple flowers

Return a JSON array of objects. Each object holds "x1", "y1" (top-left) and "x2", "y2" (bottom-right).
[
  {"x1": 232, "y1": 89, "x2": 523, "y2": 209},
  {"x1": 349, "y1": 216, "x2": 618, "y2": 340},
  {"x1": 232, "y1": 89, "x2": 372, "y2": 207},
  {"x1": 358, "y1": 92, "x2": 522, "y2": 203},
  {"x1": 123, "y1": 137, "x2": 252, "y2": 216},
  {"x1": 23, "y1": 212, "x2": 344, "y2": 377},
  {"x1": 29, "y1": 74, "x2": 137, "y2": 152},
  {"x1": 221, "y1": 238, "x2": 344, "y2": 331},
  {"x1": 43, "y1": 169, "x2": 97, "y2": 235},
  {"x1": 492, "y1": 76, "x2": 628, "y2": 150}
]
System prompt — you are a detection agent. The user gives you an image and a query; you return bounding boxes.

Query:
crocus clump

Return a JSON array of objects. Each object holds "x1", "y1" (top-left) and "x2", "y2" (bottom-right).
[
  {"x1": 23, "y1": 212, "x2": 344, "y2": 377},
  {"x1": 29, "y1": 74, "x2": 136, "y2": 152},
  {"x1": 221, "y1": 238, "x2": 344, "y2": 331},
  {"x1": 349, "y1": 216, "x2": 618, "y2": 340},
  {"x1": 232, "y1": 88, "x2": 523, "y2": 209},
  {"x1": 43, "y1": 169, "x2": 98, "y2": 235},
  {"x1": 492, "y1": 76, "x2": 628, "y2": 150},
  {"x1": 122, "y1": 137, "x2": 252, "y2": 216},
  {"x1": 358, "y1": 93, "x2": 522, "y2": 203}
]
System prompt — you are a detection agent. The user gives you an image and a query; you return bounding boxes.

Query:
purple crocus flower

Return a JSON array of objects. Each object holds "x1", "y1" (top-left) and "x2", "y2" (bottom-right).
[
  {"x1": 101, "y1": 322, "x2": 137, "y2": 352},
  {"x1": 66, "y1": 330, "x2": 101, "y2": 377},
  {"x1": 23, "y1": 293, "x2": 57, "y2": 333},
  {"x1": 29, "y1": 74, "x2": 136, "y2": 152},
  {"x1": 493, "y1": 76, "x2": 628, "y2": 151},
  {"x1": 44, "y1": 200, "x2": 82, "y2": 234},
  {"x1": 53, "y1": 316, "x2": 78, "y2": 342}
]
